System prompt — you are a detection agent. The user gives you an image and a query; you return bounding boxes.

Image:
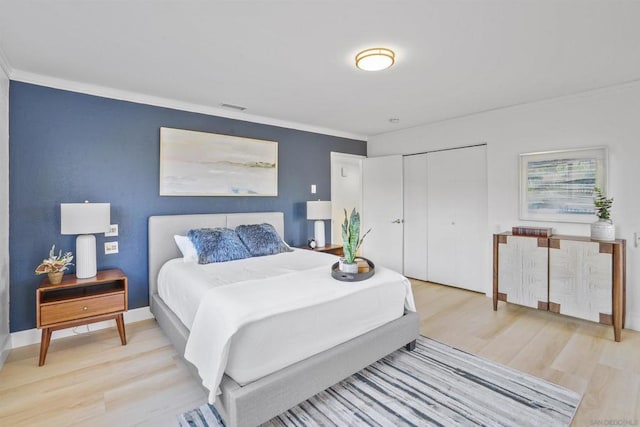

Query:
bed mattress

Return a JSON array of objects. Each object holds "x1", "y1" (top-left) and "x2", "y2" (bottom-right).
[{"x1": 157, "y1": 249, "x2": 413, "y2": 386}]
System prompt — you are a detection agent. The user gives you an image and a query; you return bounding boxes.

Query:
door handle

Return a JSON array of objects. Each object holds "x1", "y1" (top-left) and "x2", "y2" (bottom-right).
[{"x1": 391, "y1": 219, "x2": 404, "y2": 224}]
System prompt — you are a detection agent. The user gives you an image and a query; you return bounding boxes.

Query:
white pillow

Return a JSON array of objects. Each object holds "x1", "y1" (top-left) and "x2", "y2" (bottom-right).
[{"x1": 174, "y1": 235, "x2": 198, "y2": 262}]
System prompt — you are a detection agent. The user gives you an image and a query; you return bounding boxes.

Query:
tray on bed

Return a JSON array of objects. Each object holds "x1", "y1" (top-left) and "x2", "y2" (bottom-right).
[{"x1": 331, "y1": 257, "x2": 375, "y2": 282}]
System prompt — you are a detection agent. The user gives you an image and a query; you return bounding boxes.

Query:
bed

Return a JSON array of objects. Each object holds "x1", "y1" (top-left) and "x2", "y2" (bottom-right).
[{"x1": 148, "y1": 212, "x2": 419, "y2": 427}]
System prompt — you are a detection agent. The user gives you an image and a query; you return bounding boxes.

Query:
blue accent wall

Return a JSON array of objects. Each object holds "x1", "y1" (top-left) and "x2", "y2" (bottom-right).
[{"x1": 9, "y1": 82, "x2": 366, "y2": 332}]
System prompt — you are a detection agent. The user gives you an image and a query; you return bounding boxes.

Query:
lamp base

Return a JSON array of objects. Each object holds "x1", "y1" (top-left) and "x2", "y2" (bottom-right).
[
  {"x1": 314, "y1": 220, "x2": 326, "y2": 248},
  {"x1": 76, "y1": 234, "x2": 97, "y2": 279}
]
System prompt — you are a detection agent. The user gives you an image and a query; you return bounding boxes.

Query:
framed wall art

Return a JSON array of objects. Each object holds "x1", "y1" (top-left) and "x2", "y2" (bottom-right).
[
  {"x1": 519, "y1": 147, "x2": 608, "y2": 223},
  {"x1": 160, "y1": 127, "x2": 278, "y2": 196}
]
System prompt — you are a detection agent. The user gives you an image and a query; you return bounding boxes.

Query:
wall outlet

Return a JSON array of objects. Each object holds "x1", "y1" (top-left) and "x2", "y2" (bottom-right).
[
  {"x1": 311, "y1": 184, "x2": 317, "y2": 194},
  {"x1": 105, "y1": 241, "x2": 119, "y2": 254},
  {"x1": 105, "y1": 224, "x2": 118, "y2": 237}
]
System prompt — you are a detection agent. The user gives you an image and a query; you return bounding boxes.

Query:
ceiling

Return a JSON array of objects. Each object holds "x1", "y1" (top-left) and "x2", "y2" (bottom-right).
[{"x1": 1, "y1": 0, "x2": 639, "y2": 139}]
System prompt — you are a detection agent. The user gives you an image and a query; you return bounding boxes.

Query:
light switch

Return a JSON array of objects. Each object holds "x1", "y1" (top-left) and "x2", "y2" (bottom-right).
[
  {"x1": 105, "y1": 241, "x2": 119, "y2": 254},
  {"x1": 311, "y1": 184, "x2": 317, "y2": 194},
  {"x1": 105, "y1": 224, "x2": 118, "y2": 237}
]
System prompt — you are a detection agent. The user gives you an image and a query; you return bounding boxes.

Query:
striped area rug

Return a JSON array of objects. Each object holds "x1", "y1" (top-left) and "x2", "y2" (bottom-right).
[{"x1": 178, "y1": 336, "x2": 581, "y2": 426}]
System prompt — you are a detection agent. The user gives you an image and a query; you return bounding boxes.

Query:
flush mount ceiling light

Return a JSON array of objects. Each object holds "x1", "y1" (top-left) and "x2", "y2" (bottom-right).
[{"x1": 355, "y1": 47, "x2": 395, "y2": 71}]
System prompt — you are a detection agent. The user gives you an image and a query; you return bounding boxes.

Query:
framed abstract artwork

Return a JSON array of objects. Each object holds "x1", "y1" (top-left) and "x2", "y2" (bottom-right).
[
  {"x1": 519, "y1": 147, "x2": 608, "y2": 223},
  {"x1": 160, "y1": 127, "x2": 278, "y2": 196}
]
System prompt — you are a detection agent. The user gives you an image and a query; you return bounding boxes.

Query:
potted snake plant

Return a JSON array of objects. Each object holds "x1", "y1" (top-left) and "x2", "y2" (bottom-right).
[{"x1": 340, "y1": 208, "x2": 371, "y2": 273}]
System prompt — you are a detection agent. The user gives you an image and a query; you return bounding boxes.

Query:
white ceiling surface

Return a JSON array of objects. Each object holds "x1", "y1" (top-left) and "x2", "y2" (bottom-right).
[{"x1": 0, "y1": 1, "x2": 639, "y2": 138}]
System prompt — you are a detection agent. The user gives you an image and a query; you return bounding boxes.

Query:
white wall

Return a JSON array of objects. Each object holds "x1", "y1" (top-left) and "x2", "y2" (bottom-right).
[
  {"x1": 369, "y1": 81, "x2": 640, "y2": 331},
  {"x1": 0, "y1": 65, "x2": 10, "y2": 366}
]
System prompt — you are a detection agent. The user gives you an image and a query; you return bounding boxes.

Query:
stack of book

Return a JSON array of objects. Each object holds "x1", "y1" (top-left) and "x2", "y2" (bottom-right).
[
  {"x1": 511, "y1": 226, "x2": 553, "y2": 237},
  {"x1": 356, "y1": 258, "x2": 370, "y2": 273}
]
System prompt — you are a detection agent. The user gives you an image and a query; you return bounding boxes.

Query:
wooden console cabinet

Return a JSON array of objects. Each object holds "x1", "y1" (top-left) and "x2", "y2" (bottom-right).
[
  {"x1": 36, "y1": 268, "x2": 128, "y2": 365},
  {"x1": 493, "y1": 233, "x2": 626, "y2": 341}
]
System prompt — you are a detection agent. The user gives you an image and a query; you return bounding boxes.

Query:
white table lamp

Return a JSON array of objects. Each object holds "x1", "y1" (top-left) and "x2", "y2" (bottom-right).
[
  {"x1": 307, "y1": 200, "x2": 332, "y2": 248},
  {"x1": 61, "y1": 202, "x2": 110, "y2": 279}
]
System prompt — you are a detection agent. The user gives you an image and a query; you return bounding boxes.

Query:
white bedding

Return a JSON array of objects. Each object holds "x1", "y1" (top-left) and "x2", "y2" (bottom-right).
[
  {"x1": 157, "y1": 249, "x2": 415, "y2": 403},
  {"x1": 158, "y1": 249, "x2": 341, "y2": 329}
]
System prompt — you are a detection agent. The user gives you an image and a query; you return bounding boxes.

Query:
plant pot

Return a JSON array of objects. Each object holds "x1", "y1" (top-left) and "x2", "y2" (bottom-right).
[
  {"x1": 591, "y1": 219, "x2": 615, "y2": 241},
  {"x1": 339, "y1": 258, "x2": 359, "y2": 274},
  {"x1": 47, "y1": 271, "x2": 64, "y2": 285}
]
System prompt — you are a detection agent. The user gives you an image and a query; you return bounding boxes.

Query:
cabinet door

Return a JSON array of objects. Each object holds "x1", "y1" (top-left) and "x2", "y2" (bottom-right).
[
  {"x1": 549, "y1": 239, "x2": 612, "y2": 323},
  {"x1": 498, "y1": 235, "x2": 548, "y2": 309}
]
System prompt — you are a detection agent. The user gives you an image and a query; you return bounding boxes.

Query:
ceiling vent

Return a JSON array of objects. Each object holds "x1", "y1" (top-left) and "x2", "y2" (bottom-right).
[{"x1": 220, "y1": 103, "x2": 247, "y2": 111}]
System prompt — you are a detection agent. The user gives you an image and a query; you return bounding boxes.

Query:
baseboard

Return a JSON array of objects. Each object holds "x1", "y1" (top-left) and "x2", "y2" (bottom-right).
[
  {"x1": 10, "y1": 306, "x2": 154, "y2": 349},
  {"x1": 624, "y1": 313, "x2": 640, "y2": 333}
]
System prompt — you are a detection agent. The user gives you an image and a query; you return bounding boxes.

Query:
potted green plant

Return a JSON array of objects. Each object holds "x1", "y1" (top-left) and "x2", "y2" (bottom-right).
[
  {"x1": 35, "y1": 245, "x2": 74, "y2": 284},
  {"x1": 340, "y1": 208, "x2": 371, "y2": 273},
  {"x1": 591, "y1": 187, "x2": 615, "y2": 241}
]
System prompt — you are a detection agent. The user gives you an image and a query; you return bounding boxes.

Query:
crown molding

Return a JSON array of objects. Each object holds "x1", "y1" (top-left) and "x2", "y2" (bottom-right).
[{"x1": 10, "y1": 69, "x2": 368, "y2": 142}]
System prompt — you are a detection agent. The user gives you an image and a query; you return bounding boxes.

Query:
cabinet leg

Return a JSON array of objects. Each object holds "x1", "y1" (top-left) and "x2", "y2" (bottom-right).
[
  {"x1": 493, "y1": 234, "x2": 499, "y2": 311},
  {"x1": 612, "y1": 242, "x2": 624, "y2": 342},
  {"x1": 116, "y1": 314, "x2": 127, "y2": 345},
  {"x1": 38, "y1": 328, "x2": 52, "y2": 366}
]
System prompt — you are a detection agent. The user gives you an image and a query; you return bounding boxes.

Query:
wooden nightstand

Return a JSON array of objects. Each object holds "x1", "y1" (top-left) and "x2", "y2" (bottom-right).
[
  {"x1": 36, "y1": 268, "x2": 128, "y2": 366},
  {"x1": 299, "y1": 244, "x2": 344, "y2": 256}
]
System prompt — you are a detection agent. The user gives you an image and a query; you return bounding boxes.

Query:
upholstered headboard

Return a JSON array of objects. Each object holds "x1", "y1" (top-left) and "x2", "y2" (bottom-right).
[{"x1": 148, "y1": 212, "x2": 285, "y2": 300}]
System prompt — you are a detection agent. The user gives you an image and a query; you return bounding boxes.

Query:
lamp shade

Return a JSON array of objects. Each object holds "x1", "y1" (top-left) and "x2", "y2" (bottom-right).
[
  {"x1": 307, "y1": 201, "x2": 332, "y2": 220},
  {"x1": 61, "y1": 203, "x2": 110, "y2": 235}
]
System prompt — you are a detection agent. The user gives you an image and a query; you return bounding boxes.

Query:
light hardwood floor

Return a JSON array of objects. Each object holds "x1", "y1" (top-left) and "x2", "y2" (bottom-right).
[{"x1": 1, "y1": 280, "x2": 638, "y2": 426}]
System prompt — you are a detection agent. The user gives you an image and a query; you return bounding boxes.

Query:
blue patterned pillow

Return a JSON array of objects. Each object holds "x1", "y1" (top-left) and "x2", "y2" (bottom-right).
[
  {"x1": 235, "y1": 223, "x2": 292, "y2": 257},
  {"x1": 187, "y1": 228, "x2": 251, "y2": 264}
]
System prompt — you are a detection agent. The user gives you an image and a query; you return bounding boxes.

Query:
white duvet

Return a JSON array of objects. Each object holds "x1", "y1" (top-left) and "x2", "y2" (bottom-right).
[{"x1": 158, "y1": 249, "x2": 415, "y2": 404}]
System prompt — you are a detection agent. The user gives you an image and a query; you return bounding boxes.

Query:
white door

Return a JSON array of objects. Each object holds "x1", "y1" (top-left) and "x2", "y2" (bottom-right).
[
  {"x1": 426, "y1": 145, "x2": 487, "y2": 292},
  {"x1": 361, "y1": 155, "x2": 404, "y2": 273},
  {"x1": 330, "y1": 152, "x2": 364, "y2": 245},
  {"x1": 403, "y1": 154, "x2": 428, "y2": 280}
]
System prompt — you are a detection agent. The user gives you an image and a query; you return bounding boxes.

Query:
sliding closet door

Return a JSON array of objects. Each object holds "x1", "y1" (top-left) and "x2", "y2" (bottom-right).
[
  {"x1": 403, "y1": 154, "x2": 428, "y2": 280},
  {"x1": 426, "y1": 145, "x2": 487, "y2": 292},
  {"x1": 426, "y1": 151, "x2": 456, "y2": 285}
]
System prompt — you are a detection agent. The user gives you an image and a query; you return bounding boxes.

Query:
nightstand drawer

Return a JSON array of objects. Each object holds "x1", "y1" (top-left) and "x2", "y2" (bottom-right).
[{"x1": 40, "y1": 292, "x2": 125, "y2": 326}]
